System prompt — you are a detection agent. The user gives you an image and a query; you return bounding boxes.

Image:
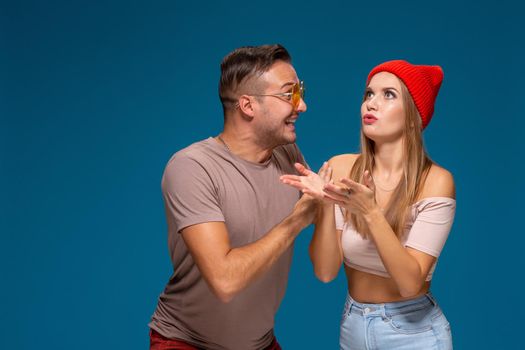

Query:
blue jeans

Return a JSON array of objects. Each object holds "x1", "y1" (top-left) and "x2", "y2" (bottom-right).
[{"x1": 340, "y1": 292, "x2": 452, "y2": 350}]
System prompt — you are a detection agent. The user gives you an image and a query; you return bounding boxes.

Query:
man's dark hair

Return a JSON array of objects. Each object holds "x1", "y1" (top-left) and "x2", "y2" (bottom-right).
[{"x1": 219, "y1": 44, "x2": 291, "y2": 113}]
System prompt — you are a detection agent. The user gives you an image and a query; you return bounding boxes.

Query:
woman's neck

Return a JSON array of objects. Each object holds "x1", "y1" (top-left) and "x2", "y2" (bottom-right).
[{"x1": 373, "y1": 139, "x2": 404, "y2": 180}]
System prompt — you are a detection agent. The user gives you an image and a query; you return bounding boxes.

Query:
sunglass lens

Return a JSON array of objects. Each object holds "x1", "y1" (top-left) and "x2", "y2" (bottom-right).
[{"x1": 292, "y1": 82, "x2": 304, "y2": 108}]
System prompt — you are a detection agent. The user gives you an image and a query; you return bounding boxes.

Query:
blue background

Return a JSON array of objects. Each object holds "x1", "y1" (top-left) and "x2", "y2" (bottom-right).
[{"x1": 2, "y1": 0, "x2": 524, "y2": 349}]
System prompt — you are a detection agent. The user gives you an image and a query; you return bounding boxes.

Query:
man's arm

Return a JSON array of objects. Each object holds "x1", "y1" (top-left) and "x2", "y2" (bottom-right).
[{"x1": 181, "y1": 196, "x2": 316, "y2": 303}]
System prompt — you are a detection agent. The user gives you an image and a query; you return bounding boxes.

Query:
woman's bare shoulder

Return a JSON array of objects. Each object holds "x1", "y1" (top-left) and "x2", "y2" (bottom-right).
[
  {"x1": 328, "y1": 154, "x2": 360, "y2": 180},
  {"x1": 419, "y1": 163, "x2": 456, "y2": 199}
]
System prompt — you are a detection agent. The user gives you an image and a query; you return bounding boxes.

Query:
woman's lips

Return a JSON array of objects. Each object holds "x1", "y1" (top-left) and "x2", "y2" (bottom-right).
[{"x1": 363, "y1": 114, "x2": 378, "y2": 125}]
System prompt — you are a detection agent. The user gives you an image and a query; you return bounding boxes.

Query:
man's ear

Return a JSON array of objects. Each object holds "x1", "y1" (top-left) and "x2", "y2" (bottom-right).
[{"x1": 238, "y1": 95, "x2": 256, "y2": 118}]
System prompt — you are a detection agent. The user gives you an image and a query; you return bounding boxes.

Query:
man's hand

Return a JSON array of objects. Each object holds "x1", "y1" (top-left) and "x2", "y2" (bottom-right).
[{"x1": 280, "y1": 162, "x2": 332, "y2": 201}]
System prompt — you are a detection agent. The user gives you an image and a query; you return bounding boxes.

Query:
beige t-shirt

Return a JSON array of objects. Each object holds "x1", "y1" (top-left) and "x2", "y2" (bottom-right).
[
  {"x1": 335, "y1": 197, "x2": 456, "y2": 281},
  {"x1": 149, "y1": 137, "x2": 305, "y2": 350}
]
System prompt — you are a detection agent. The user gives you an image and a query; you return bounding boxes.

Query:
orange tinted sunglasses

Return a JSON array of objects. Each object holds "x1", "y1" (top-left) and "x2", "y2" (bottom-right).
[{"x1": 250, "y1": 81, "x2": 305, "y2": 110}]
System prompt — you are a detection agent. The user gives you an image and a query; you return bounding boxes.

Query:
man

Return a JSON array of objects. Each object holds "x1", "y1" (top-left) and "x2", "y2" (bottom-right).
[{"x1": 149, "y1": 44, "x2": 316, "y2": 350}]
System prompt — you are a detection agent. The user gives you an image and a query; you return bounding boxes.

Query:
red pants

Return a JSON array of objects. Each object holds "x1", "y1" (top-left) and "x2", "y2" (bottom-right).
[{"x1": 150, "y1": 329, "x2": 282, "y2": 350}]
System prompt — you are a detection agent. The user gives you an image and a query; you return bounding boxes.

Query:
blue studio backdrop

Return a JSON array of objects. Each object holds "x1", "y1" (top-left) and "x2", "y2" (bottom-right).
[{"x1": 2, "y1": 1, "x2": 524, "y2": 349}]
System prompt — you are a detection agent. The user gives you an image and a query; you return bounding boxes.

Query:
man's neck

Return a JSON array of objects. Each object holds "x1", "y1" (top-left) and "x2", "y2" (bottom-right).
[{"x1": 217, "y1": 130, "x2": 274, "y2": 164}]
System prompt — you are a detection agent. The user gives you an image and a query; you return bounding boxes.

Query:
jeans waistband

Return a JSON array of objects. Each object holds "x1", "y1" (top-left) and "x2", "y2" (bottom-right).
[{"x1": 346, "y1": 292, "x2": 437, "y2": 317}]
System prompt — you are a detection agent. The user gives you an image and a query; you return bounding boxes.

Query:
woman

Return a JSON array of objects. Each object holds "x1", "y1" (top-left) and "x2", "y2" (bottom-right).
[{"x1": 281, "y1": 60, "x2": 455, "y2": 349}]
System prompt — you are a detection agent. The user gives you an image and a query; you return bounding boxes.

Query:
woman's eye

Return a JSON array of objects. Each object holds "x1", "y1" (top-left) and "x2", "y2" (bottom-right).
[
  {"x1": 365, "y1": 91, "x2": 373, "y2": 99},
  {"x1": 385, "y1": 90, "x2": 396, "y2": 98}
]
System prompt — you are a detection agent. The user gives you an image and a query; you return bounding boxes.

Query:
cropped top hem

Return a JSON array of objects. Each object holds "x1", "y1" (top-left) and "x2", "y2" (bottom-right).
[
  {"x1": 343, "y1": 261, "x2": 433, "y2": 282},
  {"x1": 344, "y1": 262, "x2": 391, "y2": 279}
]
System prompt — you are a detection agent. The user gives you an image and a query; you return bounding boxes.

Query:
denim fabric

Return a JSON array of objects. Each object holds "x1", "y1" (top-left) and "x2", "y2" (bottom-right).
[{"x1": 340, "y1": 293, "x2": 452, "y2": 350}]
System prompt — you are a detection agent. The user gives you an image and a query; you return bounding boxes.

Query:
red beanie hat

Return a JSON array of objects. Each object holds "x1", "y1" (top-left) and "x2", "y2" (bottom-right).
[{"x1": 367, "y1": 60, "x2": 443, "y2": 129}]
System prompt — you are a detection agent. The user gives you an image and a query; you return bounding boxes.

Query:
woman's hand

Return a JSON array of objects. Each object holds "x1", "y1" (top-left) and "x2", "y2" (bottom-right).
[
  {"x1": 280, "y1": 162, "x2": 332, "y2": 201},
  {"x1": 322, "y1": 170, "x2": 380, "y2": 216}
]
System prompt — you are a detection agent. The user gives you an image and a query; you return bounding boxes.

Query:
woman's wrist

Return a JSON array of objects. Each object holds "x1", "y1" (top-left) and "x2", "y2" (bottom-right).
[
  {"x1": 314, "y1": 202, "x2": 334, "y2": 224},
  {"x1": 362, "y1": 206, "x2": 383, "y2": 225}
]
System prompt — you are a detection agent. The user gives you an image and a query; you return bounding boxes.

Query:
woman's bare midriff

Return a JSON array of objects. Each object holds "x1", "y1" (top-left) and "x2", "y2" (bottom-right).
[{"x1": 345, "y1": 266, "x2": 430, "y2": 303}]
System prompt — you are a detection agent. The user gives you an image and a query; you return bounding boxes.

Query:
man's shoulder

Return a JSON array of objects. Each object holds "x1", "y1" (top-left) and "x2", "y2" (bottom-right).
[
  {"x1": 167, "y1": 138, "x2": 217, "y2": 166},
  {"x1": 161, "y1": 138, "x2": 220, "y2": 181},
  {"x1": 162, "y1": 138, "x2": 220, "y2": 192}
]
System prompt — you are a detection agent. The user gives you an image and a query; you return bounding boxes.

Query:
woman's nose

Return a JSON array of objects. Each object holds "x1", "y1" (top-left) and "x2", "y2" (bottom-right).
[{"x1": 366, "y1": 96, "x2": 378, "y2": 110}]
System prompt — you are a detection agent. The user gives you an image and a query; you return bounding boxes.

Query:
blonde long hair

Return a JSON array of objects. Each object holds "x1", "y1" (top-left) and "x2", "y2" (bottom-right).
[{"x1": 348, "y1": 81, "x2": 432, "y2": 238}]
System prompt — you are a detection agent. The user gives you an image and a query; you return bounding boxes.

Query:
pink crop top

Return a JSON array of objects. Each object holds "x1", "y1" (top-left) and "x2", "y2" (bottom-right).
[{"x1": 335, "y1": 197, "x2": 456, "y2": 281}]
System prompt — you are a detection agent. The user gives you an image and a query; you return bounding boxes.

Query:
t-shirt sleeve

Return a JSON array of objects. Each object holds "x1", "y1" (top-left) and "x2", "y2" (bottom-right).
[
  {"x1": 161, "y1": 154, "x2": 225, "y2": 233},
  {"x1": 294, "y1": 143, "x2": 309, "y2": 169},
  {"x1": 404, "y1": 198, "x2": 456, "y2": 258},
  {"x1": 335, "y1": 205, "x2": 345, "y2": 231}
]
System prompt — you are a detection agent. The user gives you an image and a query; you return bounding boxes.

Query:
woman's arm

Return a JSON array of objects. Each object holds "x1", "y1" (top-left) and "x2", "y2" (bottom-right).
[
  {"x1": 308, "y1": 203, "x2": 343, "y2": 282},
  {"x1": 281, "y1": 155, "x2": 357, "y2": 283},
  {"x1": 324, "y1": 165, "x2": 455, "y2": 297},
  {"x1": 363, "y1": 209, "x2": 432, "y2": 297}
]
